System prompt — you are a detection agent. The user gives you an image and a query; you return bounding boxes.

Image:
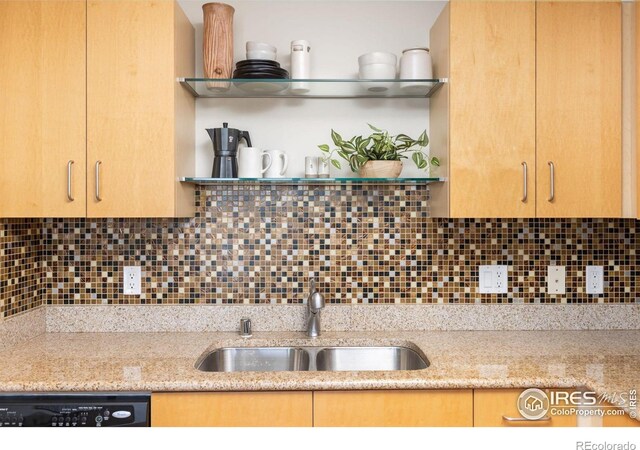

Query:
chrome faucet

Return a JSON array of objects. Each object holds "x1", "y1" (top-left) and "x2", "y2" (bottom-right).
[{"x1": 306, "y1": 277, "x2": 325, "y2": 338}]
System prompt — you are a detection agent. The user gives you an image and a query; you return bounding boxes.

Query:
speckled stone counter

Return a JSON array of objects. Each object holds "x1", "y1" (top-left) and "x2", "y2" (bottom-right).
[{"x1": 0, "y1": 330, "x2": 637, "y2": 413}]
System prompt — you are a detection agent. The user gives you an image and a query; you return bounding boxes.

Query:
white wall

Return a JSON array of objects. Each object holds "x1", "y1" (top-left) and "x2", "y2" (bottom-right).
[{"x1": 178, "y1": 0, "x2": 447, "y2": 177}]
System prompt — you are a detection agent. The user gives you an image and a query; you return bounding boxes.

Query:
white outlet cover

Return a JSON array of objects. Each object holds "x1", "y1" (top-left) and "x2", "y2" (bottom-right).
[
  {"x1": 547, "y1": 266, "x2": 566, "y2": 295},
  {"x1": 123, "y1": 266, "x2": 141, "y2": 296},
  {"x1": 586, "y1": 265, "x2": 604, "y2": 295},
  {"x1": 478, "y1": 265, "x2": 508, "y2": 294}
]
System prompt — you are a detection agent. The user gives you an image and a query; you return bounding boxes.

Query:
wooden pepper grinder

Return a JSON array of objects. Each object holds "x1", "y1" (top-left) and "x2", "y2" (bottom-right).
[{"x1": 202, "y1": 2, "x2": 234, "y2": 91}]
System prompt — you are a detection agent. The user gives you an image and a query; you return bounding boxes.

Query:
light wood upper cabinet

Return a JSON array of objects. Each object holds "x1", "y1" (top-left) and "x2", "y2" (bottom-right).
[
  {"x1": 87, "y1": 0, "x2": 195, "y2": 218},
  {"x1": 431, "y1": 1, "x2": 623, "y2": 218},
  {"x1": 536, "y1": 1, "x2": 622, "y2": 218},
  {"x1": 151, "y1": 392, "x2": 313, "y2": 427},
  {"x1": 447, "y1": 1, "x2": 536, "y2": 218},
  {"x1": 313, "y1": 390, "x2": 473, "y2": 427},
  {"x1": 0, "y1": 0, "x2": 86, "y2": 218}
]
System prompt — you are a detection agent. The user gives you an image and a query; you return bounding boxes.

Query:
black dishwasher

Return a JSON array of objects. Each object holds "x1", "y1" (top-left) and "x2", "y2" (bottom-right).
[{"x1": 0, "y1": 393, "x2": 150, "y2": 427}]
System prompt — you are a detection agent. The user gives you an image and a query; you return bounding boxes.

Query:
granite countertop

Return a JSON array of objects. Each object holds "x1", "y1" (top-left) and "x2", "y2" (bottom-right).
[{"x1": 0, "y1": 330, "x2": 638, "y2": 415}]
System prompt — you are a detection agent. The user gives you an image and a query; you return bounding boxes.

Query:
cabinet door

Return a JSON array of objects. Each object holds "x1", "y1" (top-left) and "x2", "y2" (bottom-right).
[
  {"x1": 0, "y1": 0, "x2": 86, "y2": 218},
  {"x1": 151, "y1": 392, "x2": 313, "y2": 427},
  {"x1": 448, "y1": 1, "x2": 536, "y2": 218},
  {"x1": 87, "y1": 0, "x2": 178, "y2": 218},
  {"x1": 537, "y1": 1, "x2": 622, "y2": 218},
  {"x1": 474, "y1": 389, "x2": 577, "y2": 427},
  {"x1": 313, "y1": 390, "x2": 473, "y2": 427}
]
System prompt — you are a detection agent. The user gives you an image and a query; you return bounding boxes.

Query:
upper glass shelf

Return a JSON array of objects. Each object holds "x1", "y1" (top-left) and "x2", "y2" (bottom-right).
[
  {"x1": 181, "y1": 177, "x2": 446, "y2": 185},
  {"x1": 178, "y1": 77, "x2": 447, "y2": 99}
]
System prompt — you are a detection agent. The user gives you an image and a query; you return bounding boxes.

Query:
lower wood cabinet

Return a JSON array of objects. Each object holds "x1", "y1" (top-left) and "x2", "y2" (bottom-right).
[
  {"x1": 313, "y1": 390, "x2": 473, "y2": 427},
  {"x1": 152, "y1": 389, "x2": 638, "y2": 427},
  {"x1": 474, "y1": 389, "x2": 576, "y2": 427},
  {"x1": 151, "y1": 392, "x2": 312, "y2": 427}
]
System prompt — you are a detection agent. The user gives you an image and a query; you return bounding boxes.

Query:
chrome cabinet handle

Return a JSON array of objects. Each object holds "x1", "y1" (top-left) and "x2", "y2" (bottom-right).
[
  {"x1": 521, "y1": 162, "x2": 528, "y2": 203},
  {"x1": 67, "y1": 160, "x2": 74, "y2": 202},
  {"x1": 548, "y1": 161, "x2": 555, "y2": 202},
  {"x1": 502, "y1": 415, "x2": 551, "y2": 423},
  {"x1": 95, "y1": 160, "x2": 102, "y2": 201}
]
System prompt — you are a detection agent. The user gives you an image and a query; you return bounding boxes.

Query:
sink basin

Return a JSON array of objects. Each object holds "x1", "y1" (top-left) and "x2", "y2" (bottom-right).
[
  {"x1": 196, "y1": 345, "x2": 429, "y2": 372},
  {"x1": 315, "y1": 346, "x2": 428, "y2": 371},
  {"x1": 196, "y1": 347, "x2": 310, "y2": 372}
]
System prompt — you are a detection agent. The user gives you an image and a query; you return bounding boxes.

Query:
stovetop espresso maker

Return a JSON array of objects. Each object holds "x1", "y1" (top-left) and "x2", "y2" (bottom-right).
[{"x1": 207, "y1": 123, "x2": 252, "y2": 178}]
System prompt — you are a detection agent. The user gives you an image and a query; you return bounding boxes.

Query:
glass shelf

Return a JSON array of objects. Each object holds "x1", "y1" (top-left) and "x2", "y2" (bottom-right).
[
  {"x1": 180, "y1": 177, "x2": 446, "y2": 185},
  {"x1": 178, "y1": 78, "x2": 446, "y2": 99}
]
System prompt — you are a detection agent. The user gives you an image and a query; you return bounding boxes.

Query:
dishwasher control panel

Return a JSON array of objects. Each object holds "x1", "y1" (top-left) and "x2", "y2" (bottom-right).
[{"x1": 0, "y1": 393, "x2": 149, "y2": 427}]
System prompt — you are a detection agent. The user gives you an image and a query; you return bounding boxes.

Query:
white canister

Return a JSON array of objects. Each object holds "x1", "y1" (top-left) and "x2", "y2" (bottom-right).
[
  {"x1": 290, "y1": 40, "x2": 311, "y2": 94},
  {"x1": 399, "y1": 47, "x2": 433, "y2": 93},
  {"x1": 358, "y1": 52, "x2": 397, "y2": 92}
]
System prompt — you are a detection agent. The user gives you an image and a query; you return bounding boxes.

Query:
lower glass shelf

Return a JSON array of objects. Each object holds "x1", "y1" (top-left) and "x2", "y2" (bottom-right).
[{"x1": 180, "y1": 177, "x2": 446, "y2": 185}]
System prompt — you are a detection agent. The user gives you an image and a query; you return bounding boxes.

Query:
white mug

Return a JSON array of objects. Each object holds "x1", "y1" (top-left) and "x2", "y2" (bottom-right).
[
  {"x1": 264, "y1": 150, "x2": 288, "y2": 178},
  {"x1": 238, "y1": 147, "x2": 272, "y2": 178}
]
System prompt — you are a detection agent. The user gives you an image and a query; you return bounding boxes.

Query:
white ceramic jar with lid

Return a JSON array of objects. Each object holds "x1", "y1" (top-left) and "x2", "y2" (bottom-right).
[{"x1": 399, "y1": 47, "x2": 433, "y2": 93}]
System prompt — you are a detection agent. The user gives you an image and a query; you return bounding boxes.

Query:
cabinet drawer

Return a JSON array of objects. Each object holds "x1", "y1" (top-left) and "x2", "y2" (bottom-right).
[
  {"x1": 474, "y1": 389, "x2": 576, "y2": 427},
  {"x1": 313, "y1": 389, "x2": 473, "y2": 427},
  {"x1": 151, "y1": 392, "x2": 312, "y2": 427}
]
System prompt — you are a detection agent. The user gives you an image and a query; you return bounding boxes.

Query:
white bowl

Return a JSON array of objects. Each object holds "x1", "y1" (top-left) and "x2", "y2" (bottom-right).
[
  {"x1": 359, "y1": 63, "x2": 397, "y2": 80},
  {"x1": 246, "y1": 50, "x2": 277, "y2": 61},
  {"x1": 246, "y1": 41, "x2": 277, "y2": 53},
  {"x1": 358, "y1": 52, "x2": 397, "y2": 67}
]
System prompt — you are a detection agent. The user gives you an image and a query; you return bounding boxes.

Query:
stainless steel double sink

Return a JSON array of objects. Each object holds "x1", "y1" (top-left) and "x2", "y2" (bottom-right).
[{"x1": 196, "y1": 346, "x2": 429, "y2": 372}]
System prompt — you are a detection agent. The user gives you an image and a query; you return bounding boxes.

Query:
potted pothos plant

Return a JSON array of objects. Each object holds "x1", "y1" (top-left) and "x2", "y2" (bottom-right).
[{"x1": 318, "y1": 124, "x2": 439, "y2": 178}]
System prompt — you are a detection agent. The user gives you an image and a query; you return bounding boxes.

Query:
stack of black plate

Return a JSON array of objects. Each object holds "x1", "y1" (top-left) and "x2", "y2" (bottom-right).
[
  {"x1": 233, "y1": 59, "x2": 289, "y2": 79},
  {"x1": 233, "y1": 60, "x2": 289, "y2": 93}
]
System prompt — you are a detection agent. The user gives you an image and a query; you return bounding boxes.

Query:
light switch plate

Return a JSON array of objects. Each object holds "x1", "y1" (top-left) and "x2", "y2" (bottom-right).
[
  {"x1": 123, "y1": 266, "x2": 141, "y2": 295},
  {"x1": 586, "y1": 265, "x2": 604, "y2": 295},
  {"x1": 478, "y1": 265, "x2": 508, "y2": 294},
  {"x1": 547, "y1": 266, "x2": 566, "y2": 295}
]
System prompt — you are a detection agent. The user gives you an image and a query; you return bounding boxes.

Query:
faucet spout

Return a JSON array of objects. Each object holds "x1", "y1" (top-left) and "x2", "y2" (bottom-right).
[{"x1": 306, "y1": 278, "x2": 325, "y2": 337}]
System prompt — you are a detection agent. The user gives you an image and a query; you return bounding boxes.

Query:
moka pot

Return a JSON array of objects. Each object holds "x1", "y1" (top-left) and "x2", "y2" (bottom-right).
[{"x1": 206, "y1": 122, "x2": 252, "y2": 178}]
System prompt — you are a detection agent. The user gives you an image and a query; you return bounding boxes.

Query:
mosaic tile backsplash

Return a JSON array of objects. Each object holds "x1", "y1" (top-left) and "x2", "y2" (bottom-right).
[
  {"x1": 1, "y1": 184, "x2": 638, "y2": 318},
  {"x1": 0, "y1": 220, "x2": 44, "y2": 319},
  {"x1": 43, "y1": 186, "x2": 639, "y2": 306}
]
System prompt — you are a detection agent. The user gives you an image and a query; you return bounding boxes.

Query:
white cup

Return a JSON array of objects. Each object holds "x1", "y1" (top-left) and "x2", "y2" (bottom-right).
[
  {"x1": 318, "y1": 158, "x2": 331, "y2": 178},
  {"x1": 238, "y1": 147, "x2": 272, "y2": 178},
  {"x1": 264, "y1": 149, "x2": 288, "y2": 178},
  {"x1": 305, "y1": 156, "x2": 318, "y2": 178}
]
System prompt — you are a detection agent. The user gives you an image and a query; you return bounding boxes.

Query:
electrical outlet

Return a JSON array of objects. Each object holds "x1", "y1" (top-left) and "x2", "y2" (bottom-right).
[
  {"x1": 478, "y1": 265, "x2": 508, "y2": 294},
  {"x1": 547, "y1": 266, "x2": 566, "y2": 295},
  {"x1": 586, "y1": 265, "x2": 604, "y2": 295},
  {"x1": 123, "y1": 266, "x2": 141, "y2": 295}
]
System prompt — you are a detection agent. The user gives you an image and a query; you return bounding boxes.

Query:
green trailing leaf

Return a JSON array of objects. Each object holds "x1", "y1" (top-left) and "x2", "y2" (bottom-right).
[
  {"x1": 331, "y1": 129, "x2": 343, "y2": 146},
  {"x1": 318, "y1": 144, "x2": 330, "y2": 152},
  {"x1": 367, "y1": 123, "x2": 383, "y2": 132},
  {"x1": 330, "y1": 159, "x2": 341, "y2": 169},
  {"x1": 430, "y1": 157, "x2": 440, "y2": 167}
]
